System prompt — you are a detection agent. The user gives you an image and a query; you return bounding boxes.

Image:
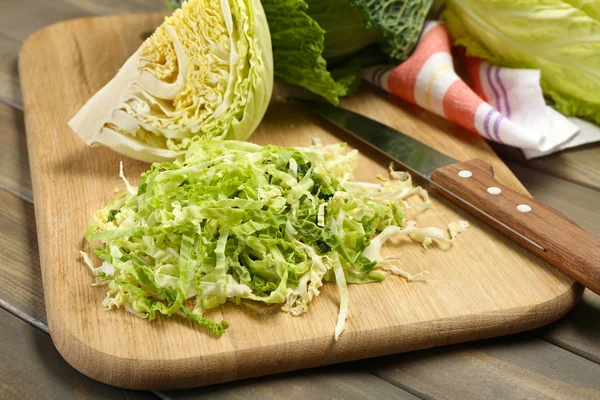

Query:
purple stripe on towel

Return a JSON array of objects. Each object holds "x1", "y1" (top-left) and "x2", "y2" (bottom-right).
[
  {"x1": 493, "y1": 113, "x2": 504, "y2": 143},
  {"x1": 495, "y1": 67, "x2": 511, "y2": 119},
  {"x1": 483, "y1": 108, "x2": 495, "y2": 139},
  {"x1": 486, "y1": 65, "x2": 502, "y2": 114},
  {"x1": 369, "y1": 68, "x2": 379, "y2": 86}
]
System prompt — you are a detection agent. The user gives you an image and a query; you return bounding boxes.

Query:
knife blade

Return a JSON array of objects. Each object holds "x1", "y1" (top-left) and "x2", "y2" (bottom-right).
[
  {"x1": 296, "y1": 98, "x2": 600, "y2": 296},
  {"x1": 296, "y1": 99, "x2": 457, "y2": 181}
]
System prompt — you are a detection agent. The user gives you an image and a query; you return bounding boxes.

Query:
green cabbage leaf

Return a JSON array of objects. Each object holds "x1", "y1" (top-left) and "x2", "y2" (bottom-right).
[
  {"x1": 445, "y1": 0, "x2": 600, "y2": 125},
  {"x1": 350, "y1": 0, "x2": 433, "y2": 61},
  {"x1": 262, "y1": 0, "x2": 361, "y2": 104},
  {"x1": 264, "y1": 0, "x2": 433, "y2": 103}
]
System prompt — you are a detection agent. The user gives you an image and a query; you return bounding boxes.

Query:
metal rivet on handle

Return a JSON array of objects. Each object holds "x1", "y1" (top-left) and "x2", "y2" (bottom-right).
[
  {"x1": 487, "y1": 187, "x2": 502, "y2": 195},
  {"x1": 458, "y1": 170, "x2": 472, "y2": 178},
  {"x1": 517, "y1": 204, "x2": 532, "y2": 213}
]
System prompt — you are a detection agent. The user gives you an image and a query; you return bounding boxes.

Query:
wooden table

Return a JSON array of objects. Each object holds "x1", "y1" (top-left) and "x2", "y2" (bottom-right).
[{"x1": 1, "y1": 1, "x2": 599, "y2": 398}]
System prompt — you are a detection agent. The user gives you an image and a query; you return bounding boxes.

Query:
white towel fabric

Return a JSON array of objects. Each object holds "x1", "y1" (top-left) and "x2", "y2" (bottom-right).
[
  {"x1": 523, "y1": 118, "x2": 600, "y2": 159},
  {"x1": 363, "y1": 21, "x2": 600, "y2": 159}
]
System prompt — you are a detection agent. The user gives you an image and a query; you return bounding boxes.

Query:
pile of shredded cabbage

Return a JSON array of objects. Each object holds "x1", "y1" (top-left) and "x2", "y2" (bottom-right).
[{"x1": 82, "y1": 140, "x2": 467, "y2": 338}]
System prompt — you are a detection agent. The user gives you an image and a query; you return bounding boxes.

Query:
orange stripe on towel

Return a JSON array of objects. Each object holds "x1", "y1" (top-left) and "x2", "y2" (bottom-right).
[
  {"x1": 443, "y1": 79, "x2": 483, "y2": 132},
  {"x1": 388, "y1": 24, "x2": 452, "y2": 103}
]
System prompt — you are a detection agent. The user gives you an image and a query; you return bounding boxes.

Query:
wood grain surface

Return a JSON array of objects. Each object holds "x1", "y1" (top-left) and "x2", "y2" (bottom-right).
[
  {"x1": 493, "y1": 143, "x2": 600, "y2": 193},
  {"x1": 0, "y1": 189, "x2": 46, "y2": 326},
  {"x1": 2, "y1": 176, "x2": 598, "y2": 399},
  {"x1": 18, "y1": 13, "x2": 581, "y2": 390},
  {"x1": 0, "y1": 0, "x2": 166, "y2": 109},
  {"x1": 371, "y1": 336, "x2": 600, "y2": 400},
  {"x1": 168, "y1": 364, "x2": 420, "y2": 400},
  {"x1": 0, "y1": 102, "x2": 31, "y2": 200},
  {"x1": 0, "y1": 308, "x2": 155, "y2": 399},
  {"x1": 525, "y1": 146, "x2": 600, "y2": 192},
  {"x1": 0, "y1": 34, "x2": 21, "y2": 108}
]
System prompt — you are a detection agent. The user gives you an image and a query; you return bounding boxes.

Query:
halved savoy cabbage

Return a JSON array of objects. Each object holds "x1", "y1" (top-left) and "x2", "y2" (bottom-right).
[{"x1": 69, "y1": 0, "x2": 273, "y2": 162}]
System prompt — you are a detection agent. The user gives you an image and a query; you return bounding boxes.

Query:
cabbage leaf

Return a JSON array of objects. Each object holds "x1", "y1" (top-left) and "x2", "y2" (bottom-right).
[
  {"x1": 350, "y1": 0, "x2": 433, "y2": 61},
  {"x1": 445, "y1": 0, "x2": 600, "y2": 125},
  {"x1": 262, "y1": 0, "x2": 355, "y2": 104},
  {"x1": 303, "y1": 0, "x2": 381, "y2": 62},
  {"x1": 262, "y1": 0, "x2": 433, "y2": 102}
]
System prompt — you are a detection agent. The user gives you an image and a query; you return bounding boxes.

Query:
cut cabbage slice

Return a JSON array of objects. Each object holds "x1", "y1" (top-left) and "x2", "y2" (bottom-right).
[{"x1": 69, "y1": 0, "x2": 273, "y2": 162}]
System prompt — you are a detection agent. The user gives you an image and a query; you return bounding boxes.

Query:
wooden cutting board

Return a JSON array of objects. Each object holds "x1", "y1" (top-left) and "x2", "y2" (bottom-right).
[{"x1": 19, "y1": 12, "x2": 581, "y2": 390}]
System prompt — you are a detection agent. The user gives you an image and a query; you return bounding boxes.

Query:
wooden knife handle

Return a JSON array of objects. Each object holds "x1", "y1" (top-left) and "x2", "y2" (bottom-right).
[{"x1": 430, "y1": 159, "x2": 600, "y2": 295}]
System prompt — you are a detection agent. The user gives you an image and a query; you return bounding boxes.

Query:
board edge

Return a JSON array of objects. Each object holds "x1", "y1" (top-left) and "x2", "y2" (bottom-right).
[
  {"x1": 17, "y1": 14, "x2": 584, "y2": 391},
  {"x1": 46, "y1": 282, "x2": 582, "y2": 390}
]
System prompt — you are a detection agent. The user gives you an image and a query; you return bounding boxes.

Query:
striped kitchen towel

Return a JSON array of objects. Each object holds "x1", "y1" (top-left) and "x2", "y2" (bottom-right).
[{"x1": 363, "y1": 21, "x2": 579, "y2": 152}]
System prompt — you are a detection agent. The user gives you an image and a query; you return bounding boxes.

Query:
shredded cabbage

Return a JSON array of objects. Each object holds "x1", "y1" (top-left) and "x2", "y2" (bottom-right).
[{"x1": 83, "y1": 140, "x2": 466, "y2": 338}]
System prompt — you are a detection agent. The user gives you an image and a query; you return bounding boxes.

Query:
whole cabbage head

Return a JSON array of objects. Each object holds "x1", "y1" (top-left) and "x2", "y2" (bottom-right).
[{"x1": 69, "y1": 0, "x2": 273, "y2": 162}]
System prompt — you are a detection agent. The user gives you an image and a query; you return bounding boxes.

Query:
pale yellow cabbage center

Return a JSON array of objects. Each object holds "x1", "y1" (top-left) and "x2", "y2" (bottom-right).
[{"x1": 68, "y1": 0, "x2": 273, "y2": 162}]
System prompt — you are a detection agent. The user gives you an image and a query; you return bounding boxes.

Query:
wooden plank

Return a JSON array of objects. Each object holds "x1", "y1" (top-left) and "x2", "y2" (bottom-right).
[
  {"x1": 505, "y1": 162, "x2": 600, "y2": 364},
  {"x1": 540, "y1": 290, "x2": 600, "y2": 365},
  {"x1": 0, "y1": 101, "x2": 32, "y2": 201},
  {"x1": 0, "y1": 34, "x2": 21, "y2": 107},
  {"x1": 506, "y1": 162, "x2": 600, "y2": 238},
  {"x1": 168, "y1": 364, "x2": 419, "y2": 400},
  {"x1": 1, "y1": 0, "x2": 94, "y2": 42},
  {"x1": 526, "y1": 146, "x2": 600, "y2": 192},
  {"x1": 0, "y1": 189, "x2": 46, "y2": 324},
  {"x1": 17, "y1": 13, "x2": 580, "y2": 389},
  {"x1": 493, "y1": 143, "x2": 600, "y2": 192},
  {"x1": 56, "y1": 0, "x2": 168, "y2": 15},
  {"x1": 0, "y1": 0, "x2": 165, "y2": 42},
  {"x1": 370, "y1": 336, "x2": 600, "y2": 400},
  {"x1": 0, "y1": 307, "x2": 156, "y2": 399},
  {"x1": 0, "y1": 0, "x2": 166, "y2": 106}
]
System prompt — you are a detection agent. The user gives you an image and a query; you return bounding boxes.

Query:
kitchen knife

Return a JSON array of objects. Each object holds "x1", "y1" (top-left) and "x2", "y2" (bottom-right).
[{"x1": 296, "y1": 98, "x2": 600, "y2": 296}]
